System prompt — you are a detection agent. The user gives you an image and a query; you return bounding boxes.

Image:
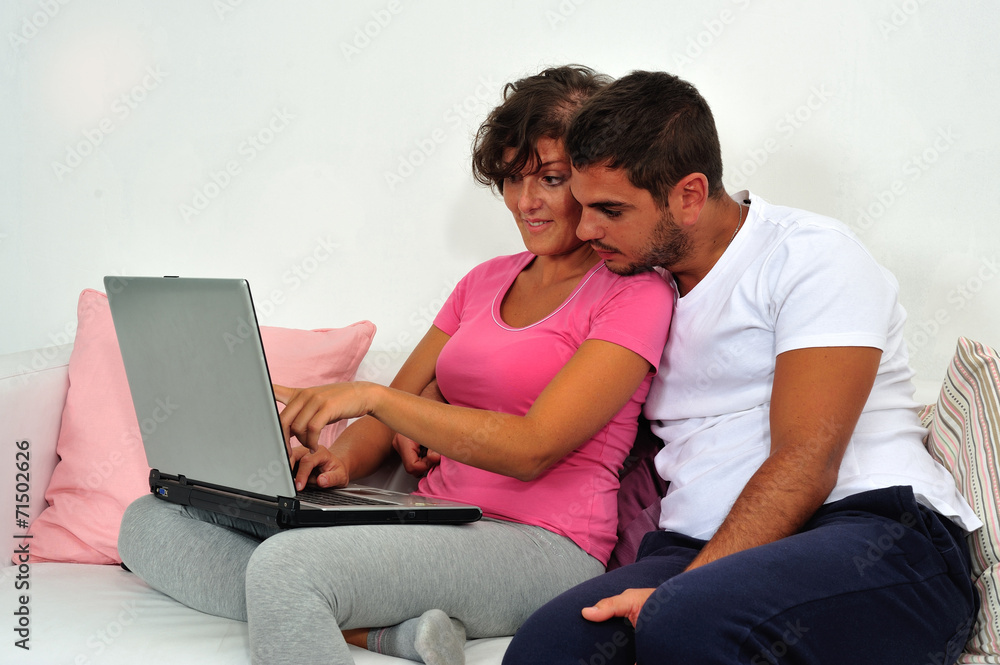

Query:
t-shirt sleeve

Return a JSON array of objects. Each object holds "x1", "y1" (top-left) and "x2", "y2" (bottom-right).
[
  {"x1": 765, "y1": 225, "x2": 897, "y2": 355},
  {"x1": 433, "y1": 268, "x2": 473, "y2": 336},
  {"x1": 587, "y1": 272, "x2": 675, "y2": 371}
]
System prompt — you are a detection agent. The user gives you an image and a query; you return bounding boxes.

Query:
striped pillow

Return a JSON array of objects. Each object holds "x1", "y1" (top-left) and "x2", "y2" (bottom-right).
[{"x1": 920, "y1": 337, "x2": 1000, "y2": 660}]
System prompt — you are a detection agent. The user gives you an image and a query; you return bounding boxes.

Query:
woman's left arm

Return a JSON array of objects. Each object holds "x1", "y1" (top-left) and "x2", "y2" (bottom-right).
[{"x1": 277, "y1": 338, "x2": 652, "y2": 481}]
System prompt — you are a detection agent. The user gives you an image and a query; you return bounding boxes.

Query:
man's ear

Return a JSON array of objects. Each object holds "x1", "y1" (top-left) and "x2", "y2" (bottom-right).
[{"x1": 670, "y1": 173, "x2": 709, "y2": 226}]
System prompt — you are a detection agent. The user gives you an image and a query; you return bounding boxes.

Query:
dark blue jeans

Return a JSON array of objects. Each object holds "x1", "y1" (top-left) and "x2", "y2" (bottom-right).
[{"x1": 503, "y1": 486, "x2": 978, "y2": 665}]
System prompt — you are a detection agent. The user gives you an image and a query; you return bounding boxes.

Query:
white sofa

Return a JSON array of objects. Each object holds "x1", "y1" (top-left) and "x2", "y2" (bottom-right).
[
  {"x1": 0, "y1": 342, "x2": 510, "y2": 665},
  {"x1": 4, "y1": 335, "x2": 1000, "y2": 665}
]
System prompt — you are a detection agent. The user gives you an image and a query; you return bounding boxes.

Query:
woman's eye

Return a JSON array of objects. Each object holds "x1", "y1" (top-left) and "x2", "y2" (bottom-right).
[{"x1": 542, "y1": 175, "x2": 565, "y2": 186}]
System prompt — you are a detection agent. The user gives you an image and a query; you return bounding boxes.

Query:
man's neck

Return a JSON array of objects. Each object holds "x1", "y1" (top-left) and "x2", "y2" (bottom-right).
[{"x1": 671, "y1": 195, "x2": 744, "y2": 297}]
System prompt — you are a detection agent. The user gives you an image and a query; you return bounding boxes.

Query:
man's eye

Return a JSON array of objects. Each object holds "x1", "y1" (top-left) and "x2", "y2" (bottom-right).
[{"x1": 601, "y1": 208, "x2": 622, "y2": 219}]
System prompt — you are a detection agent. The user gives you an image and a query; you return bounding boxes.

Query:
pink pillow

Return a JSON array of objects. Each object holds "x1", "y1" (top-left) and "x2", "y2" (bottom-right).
[{"x1": 23, "y1": 289, "x2": 375, "y2": 565}]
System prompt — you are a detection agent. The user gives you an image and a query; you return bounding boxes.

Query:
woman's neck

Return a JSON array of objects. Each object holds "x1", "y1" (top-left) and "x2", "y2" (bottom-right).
[{"x1": 526, "y1": 244, "x2": 601, "y2": 287}]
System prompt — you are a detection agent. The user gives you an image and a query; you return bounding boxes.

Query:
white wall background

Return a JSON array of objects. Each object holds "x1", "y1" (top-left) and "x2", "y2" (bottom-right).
[{"x1": 2, "y1": 0, "x2": 998, "y2": 403}]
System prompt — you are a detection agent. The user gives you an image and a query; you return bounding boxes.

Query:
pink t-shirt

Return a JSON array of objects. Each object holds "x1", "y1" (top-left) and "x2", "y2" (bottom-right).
[{"x1": 417, "y1": 252, "x2": 673, "y2": 563}]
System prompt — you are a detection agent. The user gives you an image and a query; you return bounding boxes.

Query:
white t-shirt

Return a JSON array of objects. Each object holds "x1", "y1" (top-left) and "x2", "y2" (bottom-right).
[{"x1": 645, "y1": 191, "x2": 980, "y2": 540}]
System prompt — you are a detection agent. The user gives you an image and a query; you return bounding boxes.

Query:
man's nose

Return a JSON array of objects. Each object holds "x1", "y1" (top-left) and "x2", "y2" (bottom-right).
[{"x1": 576, "y1": 208, "x2": 602, "y2": 241}]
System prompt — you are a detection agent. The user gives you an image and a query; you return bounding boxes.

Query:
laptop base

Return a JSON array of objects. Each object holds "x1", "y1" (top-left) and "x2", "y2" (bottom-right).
[{"x1": 149, "y1": 470, "x2": 480, "y2": 528}]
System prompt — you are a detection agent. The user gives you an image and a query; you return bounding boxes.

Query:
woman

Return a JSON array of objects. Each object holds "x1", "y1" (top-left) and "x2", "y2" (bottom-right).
[{"x1": 118, "y1": 65, "x2": 674, "y2": 665}]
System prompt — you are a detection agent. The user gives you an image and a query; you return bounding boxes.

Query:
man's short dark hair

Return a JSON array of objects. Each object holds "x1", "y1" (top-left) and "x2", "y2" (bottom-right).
[{"x1": 566, "y1": 70, "x2": 725, "y2": 207}]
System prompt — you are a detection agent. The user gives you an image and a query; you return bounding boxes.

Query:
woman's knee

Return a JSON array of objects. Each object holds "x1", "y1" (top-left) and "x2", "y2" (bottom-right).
[
  {"x1": 118, "y1": 495, "x2": 171, "y2": 565},
  {"x1": 245, "y1": 532, "x2": 296, "y2": 585},
  {"x1": 120, "y1": 494, "x2": 161, "y2": 530},
  {"x1": 244, "y1": 530, "x2": 331, "y2": 603}
]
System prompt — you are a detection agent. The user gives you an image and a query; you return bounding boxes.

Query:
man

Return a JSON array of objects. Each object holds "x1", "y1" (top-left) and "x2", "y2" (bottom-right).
[{"x1": 502, "y1": 71, "x2": 981, "y2": 665}]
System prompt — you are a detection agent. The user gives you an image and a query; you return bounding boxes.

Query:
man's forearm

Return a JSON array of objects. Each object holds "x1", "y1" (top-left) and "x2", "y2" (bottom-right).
[
  {"x1": 684, "y1": 447, "x2": 838, "y2": 571},
  {"x1": 684, "y1": 346, "x2": 882, "y2": 570}
]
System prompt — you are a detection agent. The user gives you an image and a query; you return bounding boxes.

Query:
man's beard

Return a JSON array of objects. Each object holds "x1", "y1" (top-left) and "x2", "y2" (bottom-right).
[{"x1": 599, "y1": 209, "x2": 691, "y2": 276}]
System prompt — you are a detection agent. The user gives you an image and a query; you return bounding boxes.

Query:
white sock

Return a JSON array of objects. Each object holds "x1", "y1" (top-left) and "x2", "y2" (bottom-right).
[{"x1": 368, "y1": 609, "x2": 466, "y2": 665}]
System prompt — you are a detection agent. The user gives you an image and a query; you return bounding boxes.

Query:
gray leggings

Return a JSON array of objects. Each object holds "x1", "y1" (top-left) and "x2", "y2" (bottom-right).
[{"x1": 118, "y1": 494, "x2": 604, "y2": 664}]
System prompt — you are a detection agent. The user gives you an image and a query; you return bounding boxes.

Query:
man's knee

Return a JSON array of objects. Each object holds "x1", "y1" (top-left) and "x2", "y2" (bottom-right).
[
  {"x1": 503, "y1": 591, "x2": 634, "y2": 665},
  {"x1": 631, "y1": 576, "x2": 748, "y2": 662}
]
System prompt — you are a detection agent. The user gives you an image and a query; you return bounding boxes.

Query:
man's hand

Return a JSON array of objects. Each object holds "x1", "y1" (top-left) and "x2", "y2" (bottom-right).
[{"x1": 581, "y1": 588, "x2": 656, "y2": 628}]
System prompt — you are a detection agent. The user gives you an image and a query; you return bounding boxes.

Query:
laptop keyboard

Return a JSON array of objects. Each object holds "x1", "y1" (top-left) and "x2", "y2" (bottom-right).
[{"x1": 296, "y1": 488, "x2": 396, "y2": 507}]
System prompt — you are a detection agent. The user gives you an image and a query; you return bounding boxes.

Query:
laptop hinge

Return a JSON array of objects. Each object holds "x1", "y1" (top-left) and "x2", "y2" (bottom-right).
[
  {"x1": 149, "y1": 469, "x2": 189, "y2": 495},
  {"x1": 276, "y1": 496, "x2": 300, "y2": 525}
]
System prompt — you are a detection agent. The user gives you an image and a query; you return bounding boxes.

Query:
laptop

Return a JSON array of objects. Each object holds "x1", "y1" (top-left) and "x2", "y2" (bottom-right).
[{"x1": 104, "y1": 275, "x2": 481, "y2": 528}]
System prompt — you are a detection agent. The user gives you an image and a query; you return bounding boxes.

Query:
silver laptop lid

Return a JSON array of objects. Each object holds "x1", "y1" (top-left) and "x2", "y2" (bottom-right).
[{"x1": 105, "y1": 276, "x2": 298, "y2": 498}]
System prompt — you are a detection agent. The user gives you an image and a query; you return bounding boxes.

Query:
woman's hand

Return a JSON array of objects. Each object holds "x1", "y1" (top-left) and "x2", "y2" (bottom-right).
[
  {"x1": 391, "y1": 378, "x2": 447, "y2": 478},
  {"x1": 289, "y1": 445, "x2": 350, "y2": 491},
  {"x1": 392, "y1": 432, "x2": 442, "y2": 477},
  {"x1": 273, "y1": 382, "x2": 376, "y2": 451}
]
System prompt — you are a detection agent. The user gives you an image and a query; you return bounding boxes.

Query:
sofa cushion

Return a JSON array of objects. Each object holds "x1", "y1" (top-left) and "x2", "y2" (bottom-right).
[
  {"x1": 0, "y1": 562, "x2": 510, "y2": 664},
  {"x1": 23, "y1": 289, "x2": 375, "y2": 565},
  {"x1": 0, "y1": 343, "x2": 72, "y2": 563},
  {"x1": 920, "y1": 337, "x2": 1000, "y2": 660}
]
